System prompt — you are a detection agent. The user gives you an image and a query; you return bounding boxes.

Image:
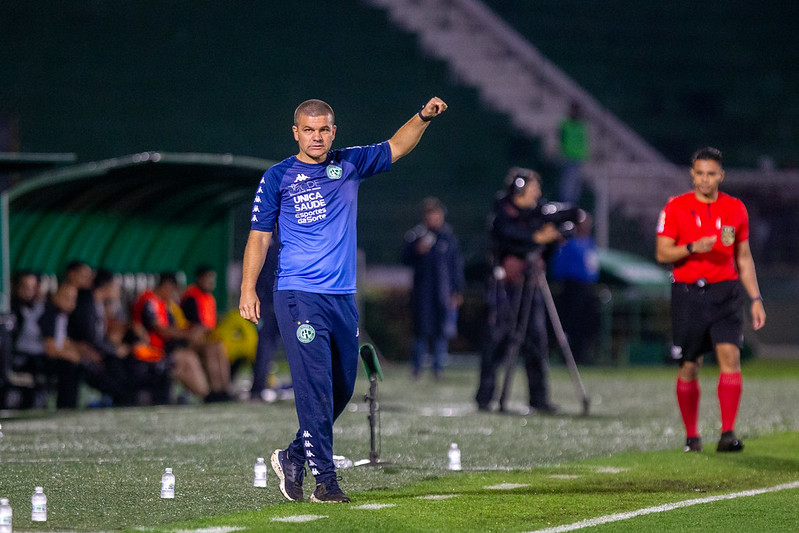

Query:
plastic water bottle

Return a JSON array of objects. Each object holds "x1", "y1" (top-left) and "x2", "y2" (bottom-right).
[
  {"x1": 0, "y1": 497, "x2": 11, "y2": 533},
  {"x1": 31, "y1": 486, "x2": 46, "y2": 522},
  {"x1": 333, "y1": 455, "x2": 353, "y2": 469},
  {"x1": 160, "y1": 468, "x2": 175, "y2": 499},
  {"x1": 253, "y1": 457, "x2": 267, "y2": 487},
  {"x1": 447, "y1": 443, "x2": 462, "y2": 471}
]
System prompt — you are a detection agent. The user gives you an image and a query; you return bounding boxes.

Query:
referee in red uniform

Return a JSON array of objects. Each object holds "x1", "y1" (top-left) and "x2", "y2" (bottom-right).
[{"x1": 656, "y1": 146, "x2": 766, "y2": 453}]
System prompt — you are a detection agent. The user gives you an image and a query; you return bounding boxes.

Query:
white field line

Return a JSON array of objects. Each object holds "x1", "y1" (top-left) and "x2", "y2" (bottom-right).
[{"x1": 528, "y1": 480, "x2": 799, "y2": 533}]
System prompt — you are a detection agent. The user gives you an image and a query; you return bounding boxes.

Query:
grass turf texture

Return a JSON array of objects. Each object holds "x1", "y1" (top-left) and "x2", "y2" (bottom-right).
[{"x1": 1, "y1": 358, "x2": 798, "y2": 531}]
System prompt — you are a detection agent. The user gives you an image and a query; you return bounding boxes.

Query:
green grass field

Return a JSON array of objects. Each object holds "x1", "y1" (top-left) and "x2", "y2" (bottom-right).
[{"x1": 2, "y1": 357, "x2": 799, "y2": 532}]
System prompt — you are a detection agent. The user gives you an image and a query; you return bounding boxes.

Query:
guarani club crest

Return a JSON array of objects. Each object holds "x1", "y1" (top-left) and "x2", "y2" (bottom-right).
[
  {"x1": 326, "y1": 164, "x2": 343, "y2": 180},
  {"x1": 296, "y1": 322, "x2": 316, "y2": 343}
]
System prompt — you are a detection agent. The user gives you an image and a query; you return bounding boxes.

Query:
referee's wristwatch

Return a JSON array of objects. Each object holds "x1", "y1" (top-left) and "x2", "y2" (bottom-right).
[{"x1": 686, "y1": 242, "x2": 695, "y2": 254}]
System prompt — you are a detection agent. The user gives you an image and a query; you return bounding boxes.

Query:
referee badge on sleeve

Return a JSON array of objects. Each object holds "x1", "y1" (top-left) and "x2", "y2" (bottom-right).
[{"x1": 721, "y1": 226, "x2": 735, "y2": 246}]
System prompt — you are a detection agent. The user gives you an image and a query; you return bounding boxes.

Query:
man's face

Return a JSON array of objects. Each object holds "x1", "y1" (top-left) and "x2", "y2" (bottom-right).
[
  {"x1": 293, "y1": 113, "x2": 336, "y2": 164},
  {"x1": 99, "y1": 279, "x2": 121, "y2": 303},
  {"x1": 424, "y1": 208, "x2": 445, "y2": 232},
  {"x1": 197, "y1": 272, "x2": 216, "y2": 293},
  {"x1": 513, "y1": 179, "x2": 542, "y2": 209},
  {"x1": 68, "y1": 265, "x2": 94, "y2": 290},
  {"x1": 54, "y1": 285, "x2": 78, "y2": 314},
  {"x1": 691, "y1": 159, "x2": 724, "y2": 198},
  {"x1": 156, "y1": 282, "x2": 178, "y2": 303},
  {"x1": 15, "y1": 274, "x2": 39, "y2": 303}
]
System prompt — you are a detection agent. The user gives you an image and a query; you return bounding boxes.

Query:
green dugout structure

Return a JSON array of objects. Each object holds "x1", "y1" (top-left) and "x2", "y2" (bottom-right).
[{"x1": 2, "y1": 152, "x2": 275, "y2": 312}]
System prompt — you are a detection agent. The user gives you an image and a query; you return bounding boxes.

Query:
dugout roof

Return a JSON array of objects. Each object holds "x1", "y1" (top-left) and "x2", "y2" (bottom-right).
[{"x1": 7, "y1": 151, "x2": 274, "y2": 303}]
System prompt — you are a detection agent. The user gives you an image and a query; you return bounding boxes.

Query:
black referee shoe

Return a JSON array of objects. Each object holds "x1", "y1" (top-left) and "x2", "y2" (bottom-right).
[
  {"x1": 684, "y1": 437, "x2": 703, "y2": 452},
  {"x1": 717, "y1": 431, "x2": 744, "y2": 452}
]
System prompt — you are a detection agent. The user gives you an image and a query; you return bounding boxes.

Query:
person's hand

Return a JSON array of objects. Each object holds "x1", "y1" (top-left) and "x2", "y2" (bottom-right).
[
  {"x1": 416, "y1": 232, "x2": 436, "y2": 254},
  {"x1": 239, "y1": 289, "x2": 260, "y2": 324},
  {"x1": 421, "y1": 97, "x2": 448, "y2": 120},
  {"x1": 188, "y1": 326, "x2": 207, "y2": 345},
  {"x1": 451, "y1": 293, "x2": 463, "y2": 308},
  {"x1": 692, "y1": 235, "x2": 717, "y2": 253},
  {"x1": 533, "y1": 223, "x2": 561, "y2": 244},
  {"x1": 116, "y1": 343, "x2": 131, "y2": 358},
  {"x1": 751, "y1": 300, "x2": 766, "y2": 330}
]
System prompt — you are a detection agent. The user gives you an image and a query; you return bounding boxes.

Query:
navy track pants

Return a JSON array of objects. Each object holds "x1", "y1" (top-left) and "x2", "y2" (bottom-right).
[{"x1": 273, "y1": 290, "x2": 359, "y2": 482}]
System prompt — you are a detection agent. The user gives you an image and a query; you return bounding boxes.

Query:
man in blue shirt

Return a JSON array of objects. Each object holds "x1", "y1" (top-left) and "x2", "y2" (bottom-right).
[
  {"x1": 550, "y1": 214, "x2": 600, "y2": 364},
  {"x1": 239, "y1": 97, "x2": 447, "y2": 503}
]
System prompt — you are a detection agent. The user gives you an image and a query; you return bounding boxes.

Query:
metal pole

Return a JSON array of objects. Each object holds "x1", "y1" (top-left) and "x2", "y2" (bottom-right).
[
  {"x1": 537, "y1": 269, "x2": 590, "y2": 415},
  {"x1": 1, "y1": 191, "x2": 10, "y2": 314},
  {"x1": 596, "y1": 167, "x2": 609, "y2": 250}
]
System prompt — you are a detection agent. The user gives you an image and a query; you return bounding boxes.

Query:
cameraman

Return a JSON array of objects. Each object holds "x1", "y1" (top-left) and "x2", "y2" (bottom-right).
[{"x1": 476, "y1": 167, "x2": 562, "y2": 414}]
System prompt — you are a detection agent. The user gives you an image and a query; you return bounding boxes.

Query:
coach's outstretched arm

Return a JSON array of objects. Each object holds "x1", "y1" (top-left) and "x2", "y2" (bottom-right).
[
  {"x1": 388, "y1": 97, "x2": 447, "y2": 163},
  {"x1": 239, "y1": 229, "x2": 272, "y2": 324}
]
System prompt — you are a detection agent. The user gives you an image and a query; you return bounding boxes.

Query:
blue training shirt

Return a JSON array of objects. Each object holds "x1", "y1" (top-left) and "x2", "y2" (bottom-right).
[{"x1": 250, "y1": 142, "x2": 392, "y2": 294}]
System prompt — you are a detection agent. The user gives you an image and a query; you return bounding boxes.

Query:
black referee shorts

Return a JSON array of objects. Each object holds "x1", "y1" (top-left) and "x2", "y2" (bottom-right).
[{"x1": 670, "y1": 279, "x2": 743, "y2": 363}]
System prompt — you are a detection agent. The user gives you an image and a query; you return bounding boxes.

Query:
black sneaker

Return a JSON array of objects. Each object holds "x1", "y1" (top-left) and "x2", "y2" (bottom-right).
[
  {"x1": 684, "y1": 437, "x2": 703, "y2": 452},
  {"x1": 310, "y1": 476, "x2": 350, "y2": 503},
  {"x1": 271, "y1": 449, "x2": 305, "y2": 501},
  {"x1": 717, "y1": 431, "x2": 744, "y2": 452}
]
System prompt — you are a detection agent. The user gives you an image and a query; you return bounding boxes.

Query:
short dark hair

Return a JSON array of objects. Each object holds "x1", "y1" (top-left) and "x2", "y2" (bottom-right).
[
  {"x1": 65, "y1": 260, "x2": 89, "y2": 272},
  {"x1": 421, "y1": 196, "x2": 446, "y2": 215},
  {"x1": 691, "y1": 146, "x2": 723, "y2": 167},
  {"x1": 93, "y1": 269, "x2": 115, "y2": 290},
  {"x1": 294, "y1": 99, "x2": 334, "y2": 125},
  {"x1": 13, "y1": 269, "x2": 40, "y2": 285},
  {"x1": 157, "y1": 272, "x2": 178, "y2": 287},
  {"x1": 194, "y1": 265, "x2": 214, "y2": 279}
]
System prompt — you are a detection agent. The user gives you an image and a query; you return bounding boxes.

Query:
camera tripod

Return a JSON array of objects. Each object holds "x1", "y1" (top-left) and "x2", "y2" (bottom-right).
[{"x1": 493, "y1": 253, "x2": 590, "y2": 415}]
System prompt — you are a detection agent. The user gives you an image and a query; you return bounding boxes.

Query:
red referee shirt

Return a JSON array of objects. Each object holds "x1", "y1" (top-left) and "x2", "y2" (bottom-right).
[{"x1": 657, "y1": 191, "x2": 749, "y2": 283}]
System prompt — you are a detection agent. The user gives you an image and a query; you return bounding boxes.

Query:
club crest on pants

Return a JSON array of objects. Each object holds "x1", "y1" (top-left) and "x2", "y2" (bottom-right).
[{"x1": 296, "y1": 322, "x2": 316, "y2": 343}]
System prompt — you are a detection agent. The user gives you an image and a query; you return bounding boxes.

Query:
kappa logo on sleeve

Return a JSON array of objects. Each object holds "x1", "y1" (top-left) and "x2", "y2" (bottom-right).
[{"x1": 296, "y1": 322, "x2": 316, "y2": 343}]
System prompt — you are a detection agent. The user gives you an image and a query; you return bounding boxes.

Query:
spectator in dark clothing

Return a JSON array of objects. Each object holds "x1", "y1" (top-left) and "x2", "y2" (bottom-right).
[
  {"x1": 550, "y1": 214, "x2": 600, "y2": 364},
  {"x1": 402, "y1": 197, "x2": 464, "y2": 380},
  {"x1": 39, "y1": 283, "x2": 86, "y2": 408},
  {"x1": 8, "y1": 271, "x2": 48, "y2": 408},
  {"x1": 68, "y1": 269, "x2": 137, "y2": 405},
  {"x1": 251, "y1": 237, "x2": 281, "y2": 400}
]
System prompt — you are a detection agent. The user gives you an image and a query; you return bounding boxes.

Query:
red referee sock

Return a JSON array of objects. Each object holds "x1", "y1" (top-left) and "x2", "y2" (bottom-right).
[
  {"x1": 718, "y1": 372, "x2": 743, "y2": 433},
  {"x1": 676, "y1": 378, "x2": 700, "y2": 438}
]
